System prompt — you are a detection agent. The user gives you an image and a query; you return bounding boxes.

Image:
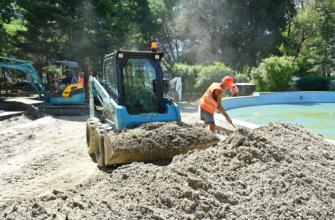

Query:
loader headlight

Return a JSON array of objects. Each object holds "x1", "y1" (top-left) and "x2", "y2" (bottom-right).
[
  {"x1": 118, "y1": 53, "x2": 123, "y2": 58},
  {"x1": 155, "y1": 54, "x2": 160, "y2": 60}
]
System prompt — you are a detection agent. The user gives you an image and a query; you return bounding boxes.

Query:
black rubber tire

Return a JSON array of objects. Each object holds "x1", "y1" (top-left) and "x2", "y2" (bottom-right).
[
  {"x1": 94, "y1": 128, "x2": 104, "y2": 166},
  {"x1": 86, "y1": 117, "x2": 100, "y2": 154},
  {"x1": 95, "y1": 124, "x2": 112, "y2": 167}
]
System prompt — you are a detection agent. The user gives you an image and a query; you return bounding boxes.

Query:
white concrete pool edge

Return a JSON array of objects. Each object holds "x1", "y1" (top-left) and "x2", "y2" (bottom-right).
[
  {"x1": 221, "y1": 91, "x2": 335, "y2": 110},
  {"x1": 213, "y1": 91, "x2": 335, "y2": 143}
]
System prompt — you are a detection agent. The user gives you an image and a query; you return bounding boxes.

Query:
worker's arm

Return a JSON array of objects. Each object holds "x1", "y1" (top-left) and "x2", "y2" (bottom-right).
[
  {"x1": 216, "y1": 90, "x2": 232, "y2": 124},
  {"x1": 230, "y1": 87, "x2": 235, "y2": 96},
  {"x1": 57, "y1": 75, "x2": 66, "y2": 80}
]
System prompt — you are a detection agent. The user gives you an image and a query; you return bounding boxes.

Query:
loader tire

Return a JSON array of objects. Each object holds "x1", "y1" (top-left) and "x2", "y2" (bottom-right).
[
  {"x1": 94, "y1": 124, "x2": 112, "y2": 167},
  {"x1": 86, "y1": 117, "x2": 100, "y2": 154}
]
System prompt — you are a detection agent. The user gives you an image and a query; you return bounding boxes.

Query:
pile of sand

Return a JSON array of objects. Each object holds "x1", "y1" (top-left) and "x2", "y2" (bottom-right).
[
  {"x1": 1, "y1": 122, "x2": 335, "y2": 219},
  {"x1": 108, "y1": 122, "x2": 220, "y2": 152},
  {"x1": 0, "y1": 115, "x2": 32, "y2": 131}
]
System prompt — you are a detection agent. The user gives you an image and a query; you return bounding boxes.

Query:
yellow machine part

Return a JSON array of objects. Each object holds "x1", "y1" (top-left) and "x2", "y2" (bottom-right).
[{"x1": 62, "y1": 84, "x2": 84, "y2": 97}]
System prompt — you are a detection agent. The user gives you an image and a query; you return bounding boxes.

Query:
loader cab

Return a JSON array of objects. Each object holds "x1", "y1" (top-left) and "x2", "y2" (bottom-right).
[{"x1": 103, "y1": 50, "x2": 166, "y2": 115}]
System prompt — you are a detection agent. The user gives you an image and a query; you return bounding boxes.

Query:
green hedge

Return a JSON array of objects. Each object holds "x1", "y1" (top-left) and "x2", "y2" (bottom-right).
[
  {"x1": 296, "y1": 75, "x2": 331, "y2": 91},
  {"x1": 235, "y1": 74, "x2": 249, "y2": 83},
  {"x1": 195, "y1": 62, "x2": 235, "y2": 94},
  {"x1": 172, "y1": 63, "x2": 203, "y2": 95},
  {"x1": 251, "y1": 56, "x2": 298, "y2": 92}
]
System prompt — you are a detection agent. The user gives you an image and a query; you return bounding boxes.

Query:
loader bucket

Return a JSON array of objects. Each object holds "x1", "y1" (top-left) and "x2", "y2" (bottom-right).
[{"x1": 103, "y1": 122, "x2": 220, "y2": 165}]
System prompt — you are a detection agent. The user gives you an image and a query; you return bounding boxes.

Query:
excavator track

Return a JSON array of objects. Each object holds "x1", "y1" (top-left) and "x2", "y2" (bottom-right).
[{"x1": 44, "y1": 103, "x2": 89, "y2": 115}]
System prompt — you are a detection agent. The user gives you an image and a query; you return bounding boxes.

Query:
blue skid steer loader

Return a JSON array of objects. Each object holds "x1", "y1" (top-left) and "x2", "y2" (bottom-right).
[{"x1": 86, "y1": 43, "x2": 206, "y2": 167}]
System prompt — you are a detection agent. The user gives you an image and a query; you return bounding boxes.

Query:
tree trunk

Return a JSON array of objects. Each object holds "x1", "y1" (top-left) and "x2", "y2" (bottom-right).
[
  {"x1": 1, "y1": 68, "x2": 8, "y2": 97},
  {"x1": 248, "y1": 67, "x2": 252, "y2": 81}
]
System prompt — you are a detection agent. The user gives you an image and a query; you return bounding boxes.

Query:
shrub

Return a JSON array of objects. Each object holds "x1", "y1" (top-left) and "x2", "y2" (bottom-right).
[
  {"x1": 294, "y1": 56, "x2": 314, "y2": 77},
  {"x1": 251, "y1": 56, "x2": 298, "y2": 92},
  {"x1": 195, "y1": 62, "x2": 235, "y2": 94},
  {"x1": 296, "y1": 75, "x2": 331, "y2": 91},
  {"x1": 172, "y1": 63, "x2": 202, "y2": 95},
  {"x1": 235, "y1": 74, "x2": 249, "y2": 83}
]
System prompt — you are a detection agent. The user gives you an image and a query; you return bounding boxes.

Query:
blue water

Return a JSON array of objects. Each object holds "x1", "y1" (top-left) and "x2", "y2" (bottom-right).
[{"x1": 226, "y1": 103, "x2": 335, "y2": 140}]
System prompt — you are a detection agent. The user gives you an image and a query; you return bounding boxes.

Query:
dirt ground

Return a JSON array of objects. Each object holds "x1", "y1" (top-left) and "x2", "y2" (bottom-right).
[
  {"x1": 0, "y1": 101, "x2": 200, "y2": 205},
  {"x1": 2, "y1": 101, "x2": 334, "y2": 219},
  {"x1": 0, "y1": 115, "x2": 96, "y2": 204}
]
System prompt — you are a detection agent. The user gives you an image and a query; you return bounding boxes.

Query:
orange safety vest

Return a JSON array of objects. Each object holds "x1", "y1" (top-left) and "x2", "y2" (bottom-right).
[
  {"x1": 78, "y1": 76, "x2": 84, "y2": 85},
  {"x1": 198, "y1": 83, "x2": 222, "y2": 114},
  {"x1": 230, "y1": 84, "x2": 239, "y2": 94}
]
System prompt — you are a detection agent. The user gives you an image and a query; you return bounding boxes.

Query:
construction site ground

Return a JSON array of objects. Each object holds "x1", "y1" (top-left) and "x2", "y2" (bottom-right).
[
  {"x1": 0, "y1": 101, "x2": 200, "y2": 203},
  {"x1": 1, "y1": 101, "x2": 335, "y2": 219}
]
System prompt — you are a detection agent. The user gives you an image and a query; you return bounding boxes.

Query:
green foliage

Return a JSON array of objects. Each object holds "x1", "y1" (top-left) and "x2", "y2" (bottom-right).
[
  {"x1": 43, "y1": 64, "x2": 62, "y2": 77},
  {"x1": 173, "y1": 62, "x2": 235, "y2": 95},
  {"x1": 235, "y1": 74, "x2": 250, "y2": 83},
  {"x1": 148, "y1": 0, "x2": 181, "y2": 71},
  {"x1": 283, "y1": 1, "x2": 335, "y2": 76},
  {"x1": 2, "y1": 0, "x2": 158, "y2": 78},
  {"x1": 0, "y1": 1, "x2": 32, "y2": 55},
  {"x1": 176, "y1": 0, "x2": 295, "y2": 70},
  {"x1": 294, "y1": 56, "x2": 315, "y2": 77},
  {"x1": 251, "y1": 56, "x2": 298, "y2": 92},
  {"x1": 195, "y1": 62, "x2": 234, "y2": 94},
  {"x1": 172, "y1": 63, "x2": 203, "y2": 95},
  {"x1": 296, "y1": 75, "x2": 331, "y2": 91}
]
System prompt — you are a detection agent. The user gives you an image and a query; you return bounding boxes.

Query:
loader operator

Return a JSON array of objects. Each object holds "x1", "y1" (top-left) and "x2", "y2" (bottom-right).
[
  {"x1": 124, "y1": 63, "x2": 145, "y2": 105},
  {"x1": 124, "y1": 64, "x2": 143, "y2": 90},
  {"x1": 55, "y1": 66, "x2": 73, "y2": 93},
  {"x1": 198, "y1": 76, "x2": 234, "y2": 133}
]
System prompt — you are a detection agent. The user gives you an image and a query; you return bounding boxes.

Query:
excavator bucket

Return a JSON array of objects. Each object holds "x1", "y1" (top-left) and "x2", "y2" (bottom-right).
[
  {"x1": 4, "y1": 99, "x2": 45, "y2": 118},
  {"x1": 101, "y1": 122, "x2": 219, "y2": 165}
]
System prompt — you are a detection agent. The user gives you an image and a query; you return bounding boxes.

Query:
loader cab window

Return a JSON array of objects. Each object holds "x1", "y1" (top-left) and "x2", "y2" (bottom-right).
[
  {"x1": 122, "y1": 58, "x2": 159, "y2": 115},
  {"x1": 104, "y1": 57, "x2": 118, "y2": 100}
]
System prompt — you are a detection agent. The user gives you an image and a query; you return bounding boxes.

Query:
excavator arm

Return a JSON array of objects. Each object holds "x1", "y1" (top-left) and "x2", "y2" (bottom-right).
[{"x1": 0, "y1": 57, "x2": 49, "y2": 100}]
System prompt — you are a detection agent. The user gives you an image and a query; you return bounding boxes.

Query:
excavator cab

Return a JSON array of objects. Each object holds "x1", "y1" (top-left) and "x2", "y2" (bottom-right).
[{"x1": 50, "y1": 61, "x2": 85, "y2": 104}]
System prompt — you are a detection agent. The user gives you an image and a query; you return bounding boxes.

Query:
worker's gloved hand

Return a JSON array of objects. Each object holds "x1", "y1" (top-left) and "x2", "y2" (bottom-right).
[{"x1": 225, "y1": 115, "x2": 232, "y2": 124}]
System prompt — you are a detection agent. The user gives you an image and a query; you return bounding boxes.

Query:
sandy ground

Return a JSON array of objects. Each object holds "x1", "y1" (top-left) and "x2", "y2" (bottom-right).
[
  {"x1": 178, "y1": 101, "x2": 200, "y2": 124},
  {"x1": 1, "y1": 101, "x2": 335, "y2": 219},
  {"x1": 0, "y1": 115, "x2": 97, "y2": 204},
  {"x1": 0, "y1": 101, "x2": 200, "y2": 205}
]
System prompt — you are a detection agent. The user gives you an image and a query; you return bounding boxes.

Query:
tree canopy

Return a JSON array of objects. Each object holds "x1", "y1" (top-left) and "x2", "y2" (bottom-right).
[{"x1": 1, "y1": 0, "x2": 334, "y2": 88}]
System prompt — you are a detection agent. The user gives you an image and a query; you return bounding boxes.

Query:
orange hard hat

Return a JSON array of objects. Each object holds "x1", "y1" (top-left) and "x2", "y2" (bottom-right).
[{"x1": 222, "y1": 76, "x2": 234, "y2": 87}]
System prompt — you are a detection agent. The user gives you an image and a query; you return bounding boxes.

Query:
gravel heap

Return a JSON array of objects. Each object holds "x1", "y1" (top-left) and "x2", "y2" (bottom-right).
[{"x1": 1, "y1": 122, "x2": 335, "y2": 219}]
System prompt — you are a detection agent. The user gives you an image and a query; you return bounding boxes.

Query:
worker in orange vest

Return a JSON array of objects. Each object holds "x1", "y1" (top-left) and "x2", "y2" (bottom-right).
[
  {"x1": 230, "y1": 84, "x2": 239, "y2": 97},
  {"x1": 77, "y1": 72, "x2": 84, "y2": 86},
  {"x1": 198, "y1": 76, "x2": 234, "y2": 133}
]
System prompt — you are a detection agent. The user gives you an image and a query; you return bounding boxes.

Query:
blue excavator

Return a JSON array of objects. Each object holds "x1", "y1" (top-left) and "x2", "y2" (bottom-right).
[{"x1": 0, "y1": 57, "x2": 88, "y2": 115}]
